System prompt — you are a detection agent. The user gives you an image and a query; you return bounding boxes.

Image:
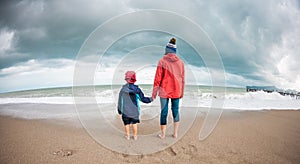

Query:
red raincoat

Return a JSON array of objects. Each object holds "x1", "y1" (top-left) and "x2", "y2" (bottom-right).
[{"x1": 152, "y1": 53, "x2": 185, "y2": 99}]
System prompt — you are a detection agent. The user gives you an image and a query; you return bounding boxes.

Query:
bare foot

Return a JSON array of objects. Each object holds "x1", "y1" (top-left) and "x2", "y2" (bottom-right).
[
  {"x1": 158, "y1": 134, "x2": 165, "y2": 139},
  {"x1": 133, "y1": 135, "x2": 138, "y2": 140},
  {"x1": 125, "y1": 135, "x2": 130, "y2": 140},
  {"x1": 172, "y1": 134, "x2": 177, "y2": 138}
]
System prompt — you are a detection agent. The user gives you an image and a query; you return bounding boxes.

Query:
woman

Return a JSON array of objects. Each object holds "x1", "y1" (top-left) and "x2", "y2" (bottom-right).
[{"x1": 152, "y1": 38, "x2": 185, "y2": 139}]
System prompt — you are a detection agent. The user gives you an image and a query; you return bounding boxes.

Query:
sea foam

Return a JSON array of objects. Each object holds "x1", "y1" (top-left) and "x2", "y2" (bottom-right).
[{"x1": 0, "y1": 86, "x2": 299, "y2": 112}]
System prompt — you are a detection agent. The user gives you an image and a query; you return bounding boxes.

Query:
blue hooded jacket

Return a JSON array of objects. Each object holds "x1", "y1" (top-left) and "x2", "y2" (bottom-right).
[{"x1": 117, "y1": 83, "x2": 152, "y2": 119}]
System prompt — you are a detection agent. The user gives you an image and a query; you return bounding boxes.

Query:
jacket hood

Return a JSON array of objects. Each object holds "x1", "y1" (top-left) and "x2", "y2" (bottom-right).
[
  {"x1": 122, "y1": 83, "x2": 138, "y2": 94},
  {"x1": 163, "y1": 53, "x2": 179, "y2": 62}
]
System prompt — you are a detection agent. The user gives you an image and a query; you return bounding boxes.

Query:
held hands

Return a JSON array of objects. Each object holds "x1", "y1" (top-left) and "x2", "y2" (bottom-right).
[
  {"x1": 150, "y1": 96, "x2": 156, "y2": 102},
  {"x1": 151, "y1": 94, "x2": 156, "y2": 101},
  {"x1": 151, "y1": 91, "x2": 157, "y2": 101},
  {"x1": 150, "y1": 97, "x2": 154, "y2": 102}
]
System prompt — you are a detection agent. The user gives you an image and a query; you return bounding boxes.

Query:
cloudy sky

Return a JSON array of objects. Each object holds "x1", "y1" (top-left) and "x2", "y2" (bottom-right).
[{"x1": 0, "y1": 0, "x2": 299, "y2": 93}]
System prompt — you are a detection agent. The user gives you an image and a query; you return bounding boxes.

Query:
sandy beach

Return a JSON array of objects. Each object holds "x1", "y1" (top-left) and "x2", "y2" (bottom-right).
[{"x1": 0, "y1": 110, "x2": 299, "y2": 164}]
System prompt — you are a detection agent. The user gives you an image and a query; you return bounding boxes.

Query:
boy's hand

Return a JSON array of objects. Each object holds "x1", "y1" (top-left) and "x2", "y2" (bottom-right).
[{"x1": 151, "y1": 96, "x2": 156, "y2": 101}]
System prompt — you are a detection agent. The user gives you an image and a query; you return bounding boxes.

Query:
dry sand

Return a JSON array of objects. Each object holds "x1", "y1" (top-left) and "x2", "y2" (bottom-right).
[{"x1": 0, "y1": 110, "x2": 300, "y2": 163}]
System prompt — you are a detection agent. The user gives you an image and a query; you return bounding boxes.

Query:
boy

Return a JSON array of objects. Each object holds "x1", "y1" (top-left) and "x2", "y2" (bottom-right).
[{"x1": 117, "y1": 71, "x2": 152, "y2": 140}]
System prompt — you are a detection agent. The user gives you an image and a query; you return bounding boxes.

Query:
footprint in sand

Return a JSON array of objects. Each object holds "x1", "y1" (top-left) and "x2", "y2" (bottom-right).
[
  {"x1": 168, "y1": 147, "x2": 177, "y2": 156},
  {"x1": 52, "y1": 149, "x2": 73, "y2": 157}
]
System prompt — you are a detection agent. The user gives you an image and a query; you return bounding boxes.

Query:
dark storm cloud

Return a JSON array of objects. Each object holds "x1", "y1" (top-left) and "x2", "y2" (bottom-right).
[
  {"x1": 0, "y1": 0, "x2": 299, "y2": 92},
  {"x1": 0, "y1": 0, "x2": 131, "y2": 69}
]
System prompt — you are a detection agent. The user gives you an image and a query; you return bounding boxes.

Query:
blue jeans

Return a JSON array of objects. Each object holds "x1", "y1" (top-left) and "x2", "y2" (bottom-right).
[{"x1": 160, "y1": 98, "x2": 180, "y2": 125}]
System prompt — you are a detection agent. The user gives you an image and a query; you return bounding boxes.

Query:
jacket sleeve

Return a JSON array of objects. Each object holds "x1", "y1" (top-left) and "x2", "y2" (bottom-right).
[
  {"x1": 137, "y1": 88, "x2": 152, "y2": 103},
  {"x1": 180, "y1": 62, "x2": 185, "y2": 98},
  {"x1": 152, "y1": 60, "x2": 164, "y2": 99},
  {"x1": 117, "y1": 90, "x2": 122, "y2": 114}
]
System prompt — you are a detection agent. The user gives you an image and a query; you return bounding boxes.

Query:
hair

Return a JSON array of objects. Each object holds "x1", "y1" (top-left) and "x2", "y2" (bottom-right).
[{"x1": 169, "y1": 38, "x2": 176, "y2": 44}]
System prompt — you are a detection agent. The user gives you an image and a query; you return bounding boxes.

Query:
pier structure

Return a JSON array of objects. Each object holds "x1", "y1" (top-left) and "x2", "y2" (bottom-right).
[{"x1": 246, "y1": 86, "x2": 300, "y2": 99}]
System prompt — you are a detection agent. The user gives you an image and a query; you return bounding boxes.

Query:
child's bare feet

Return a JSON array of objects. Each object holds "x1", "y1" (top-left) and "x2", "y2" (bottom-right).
[
  {"x1": 158, "y1": 134, "x2": 165, "y2": 139},
  {"x1": 172, "y1": 134, "x2": 177, "y2": 138},
  {"x1": 133, "y1": 135, "x2": 138, "y2": 140},
  {"x1": 125, "y1": 135, "x2": 130, "y2": 140}
]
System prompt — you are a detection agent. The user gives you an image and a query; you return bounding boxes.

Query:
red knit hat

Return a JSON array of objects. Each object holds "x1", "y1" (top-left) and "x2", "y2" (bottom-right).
[{"x1": 125, "y1": 71, "x2": 136, "y2": 84}]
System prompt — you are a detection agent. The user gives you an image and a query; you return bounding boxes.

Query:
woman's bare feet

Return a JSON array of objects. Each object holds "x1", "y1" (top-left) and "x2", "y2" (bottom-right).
[
  {"x1": 172, "y1": 134, "x2": 177, "y2": 138},
  {"x1": 158, "y1": 134, "x2": 165, "y2": 139}
]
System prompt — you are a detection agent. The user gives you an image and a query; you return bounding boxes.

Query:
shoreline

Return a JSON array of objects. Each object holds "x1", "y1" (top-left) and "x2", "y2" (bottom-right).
[{"x1": 1, "y1": 110, "x2": 300, "y2": 163}]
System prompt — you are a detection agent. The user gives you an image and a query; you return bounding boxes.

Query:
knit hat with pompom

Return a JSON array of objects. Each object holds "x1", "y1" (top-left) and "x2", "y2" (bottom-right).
[{"x1": 165, "y1": 38, "x2": 176, "y2": 54}]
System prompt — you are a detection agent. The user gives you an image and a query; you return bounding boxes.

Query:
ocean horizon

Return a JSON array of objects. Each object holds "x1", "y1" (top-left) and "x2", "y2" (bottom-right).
[{"x1": 0, "y1": 85, "x2": 299, "y2": 120}]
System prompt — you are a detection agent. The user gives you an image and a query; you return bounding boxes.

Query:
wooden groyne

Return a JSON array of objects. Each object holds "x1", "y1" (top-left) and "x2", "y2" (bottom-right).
[{"x1": 246, "y1": 86, "x2": 300, "y2": 99}]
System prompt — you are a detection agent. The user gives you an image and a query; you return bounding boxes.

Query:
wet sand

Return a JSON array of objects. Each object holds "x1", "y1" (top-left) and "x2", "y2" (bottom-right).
[{"x1": 0, "y1": 110, "x2": 300, "y2": 163}]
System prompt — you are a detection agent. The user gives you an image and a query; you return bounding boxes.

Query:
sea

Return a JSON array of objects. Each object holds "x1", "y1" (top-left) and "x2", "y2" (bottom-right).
[{"x1": 0, "y1": 85, "x2": 299, "y2": 120}]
